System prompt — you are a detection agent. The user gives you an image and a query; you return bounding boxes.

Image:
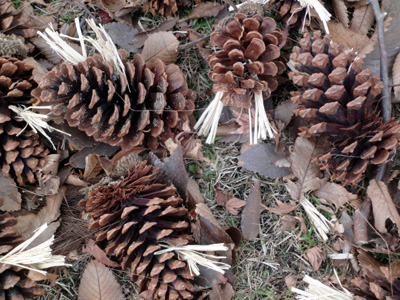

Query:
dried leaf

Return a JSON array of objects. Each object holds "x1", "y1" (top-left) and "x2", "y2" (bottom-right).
[
  {"x1": 367, "y1": 180, "x2": 400, "y2": 235},
  {"x1": 305, "y1": 247, "x2": 325, "y2": 271},
  {"x1": 36, "y1": 174, "x2": 60, "y2": 196},
  {"x1": 180, "y1": 2, "x2": 225, "y2": 22},
  {"x1": 238, "y1": 144, "x2": 290, "y2": 179},
  {"x1": 192, "y1": 203, "x2": 234, "y2": 289},
  {"x1": 82, "y1": 240, "x2": 120, "y2": 268},
  {"x1": 208, "y1": 283, "x2": 234, "y2": 300},
  {"x1": 267, "y1": 200, "x2": 298, "y2": 215},
  {"x1": 31, "y1": 37, "x2": 81, "y2": 65},
  {"x1": 100, "y1": 0, "x2": 126, "y2": 13},
  {"x1": 241, "y1": 180, "x2": 262, "y2": 240},
  {"x1": 314, "y1": 182, "x2": 359, "y2": 211},
  {"x1": 142, "y1": 31, "x2": 179, "y2": 68},
  {"x1": 0, "y1": 173, "x2": 22, "y2": 211},
  {"x1": 332, "y1": 0, "x2": 349, "y2": 27},
  {"x1": 187, "y1": 178, "x2": 205, "y2": 206},
  {"x1": 216, "y1": 190, "x2": 230, "y2": 205},
  {"x1": 133, "y1": 18, "x2": 178, "y2": 49},
  {"x1": 353, "y1": 198, "x2": 371, "y2": 245},
  {"x1": 23, "y1": 57, "x2": 48, "y2": 83},
  {"x1": 10, "y1": 186, "x2": 65, "y2": 239},
  {"x1": 78, "y1": 260, "x2": 125, "y2": 300},
  {"x1": 273, "y1": 99, "x2": 297, "y2": 130},
  {"x1": 104, "y1": 22, "x2": 139, "y2": 53},
  {"x1": 279, "y1": 215, "x2": 298, "y2": 231},
  {"x1": 69, "y1": 145, "x2": 119, "y2": 169},
  {"x1": 350, "y1": 4, "x2": 375, "y2": 35},
  {"x1": 369, "y1": 282, "x2": 385, "y2": 299},
  {"x1": 393, "y1": 51, "x2": 400, "y2": 101},
  {"x1": 285, "y1": 274, "x2": 298, "y2": 290},
  {"x1": 83, "y1": 154, "x2": 103, "y2": 182},
  {"x1": 226, "y1": 198, "x2": 246, "y2": 216},
  {"x1": 363, "y1": 0, "x2": 400, "y2": 75},
  {"x1": 328, "y1": 21, "x2": 373, "y2": 55},
  {"x1": 163, "y1": 145, "x2": 188, "y2": 199}
]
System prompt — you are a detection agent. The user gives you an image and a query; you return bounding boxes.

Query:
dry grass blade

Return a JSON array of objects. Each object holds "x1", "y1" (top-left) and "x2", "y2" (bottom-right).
[
  {"x1": 78, "y1": 260, "x2": 125, "y2": 300},
  {"x1": 154, "y1": 243, "x2": 230, "y2": 276}
]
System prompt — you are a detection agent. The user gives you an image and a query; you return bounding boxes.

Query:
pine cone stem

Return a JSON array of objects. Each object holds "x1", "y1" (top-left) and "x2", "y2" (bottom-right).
[
  {"x1": 254, "y1": 91, "x2": 276, "y2": 141},
  {"x1": 194, "y1": 91, "x2": 224, "y2": 144}
]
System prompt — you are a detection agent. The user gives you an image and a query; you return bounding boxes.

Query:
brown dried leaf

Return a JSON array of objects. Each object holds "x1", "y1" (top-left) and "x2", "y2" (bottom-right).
[
  {"x1": 0, "y1": 173, "x2": 21, "y2": 211},
  {"x1": 267, "y1": 200, "x2": 298, "y2": 215},
  {"x1": 241, "y1": 180, "x2": 262, "y2": 240},
  {"x1": 273, "y1": 99, "x2": 297, "y2": 130},
  {"x1": 353, "y1": 198, "x2": 371, "y2": 245},
  {"x1": 332, "y1": 0, "x2": 349, "y2": 27},
  {"x1": 180, "y1": 2, "x2": 225, "y2": 22},
  {"x1": 208, "y1": 283, "x2": 234, "y2": 300},
  {"x1": 314, "y1": 182, "x2": 359, "y2": 211},
  {"x1": 31, "y1": 37, "x2": 82, "y2": 65},
  {"x1": 133, "y1": 18, "x2": 178, "y2": 49},
  {"x1": 23, "y1": 57, "x2": 48, "y2": 83},
  {"x1": 78, "y1": 260, "x2": 125, "y2": 300},
  {"x1": 83, "y1": 154, "x2": 103, "y2": 182},
  {"x1": 82, "y1": 239, "x2": 120, "y2": 268},
  {"x1": 238, "y1": 144, "x2": 290, "y2": 179},
  {"x1": 350, "y1": 4, "x2": 375, "y2": 35},
  {"x1": 142, "y1": 31, "x2": 179, "y2": 68},
  {"x1": 226, "y1": 198, "x2": 246, "y2": 216},
  {"x1": 328, "y1": 21, "x2": 373, "y2": 55},
  {"x1": 369, "y1": 282, "x2": 385, "y2": 299},
  {"x1": 288, "y1": 137, "x2": 325, "y2": 201},
  {"x1": 278, "y1": 215, "x2": 298, "y2": 231},
  {"x1": 104, "y1": 22, "x2": 139, "y2": 53},
  {"x1": 285, "y1": 274, "x2": 298, "y2": 290},
  {"x1": 100, "y1": 0, "x2": 126, "y2": 13},
  {"x1": 36, "y1": 174, "x2": 60, "y2": 196},
  {"x1": 367, "y1": 180, "x2": 400, "y2": 235},
  {"x1": 393, "y1": 51, "x2": 400, "y2": 101},
  {"x1": 10, "y1": 186, "x2": 65, "y2": 239},
  {"x1": 305, "y1": 247, "x2": 325, "y2": 271},
  {"x1": 216, "y1": 190, "x2": 230, "y2": 205}
]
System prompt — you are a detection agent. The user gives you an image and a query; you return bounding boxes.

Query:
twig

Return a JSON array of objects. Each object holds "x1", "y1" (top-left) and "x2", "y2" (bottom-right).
[
  {"x1": 178, "y1": 35, "x2": 210, "y2": 50},
  {"x1": 369, "y1": 0, "x2": 392, "y2": 181},
  {"x1": 369, "y1": 0, "x2": 391, "y2": 123}
]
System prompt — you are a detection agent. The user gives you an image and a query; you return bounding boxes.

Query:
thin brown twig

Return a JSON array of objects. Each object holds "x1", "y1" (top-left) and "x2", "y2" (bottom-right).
[
  {"x1": 178, "y1": 35, "x2": 210, "y2": 50},
  {"x1": 369, "y1": 0, "x2": 391, "y2": 123},
  {"x1": 369, "y1": 0, "x2": 391, "y2": 181}
]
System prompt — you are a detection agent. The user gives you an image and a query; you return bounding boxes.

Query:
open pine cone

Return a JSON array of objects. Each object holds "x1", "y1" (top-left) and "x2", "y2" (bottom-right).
[
  {"x1": 0, "y1": 56, "x2": 48, "y2": 186},
  {"x1": 0, "y1": 213, "x2": 46, "y2": 299},
  {"x1": 209, "y1": 13, "x2": 287, "y2": 107},
  {"x1": 39, "y1": 50, "x2": 196, "y2": 152},
  {"x1": 289, "y1": 32, "x2": 400, "y2": 184},
  {"x1": 79, "y1": 159, "x2": 196, "y2": 299}
]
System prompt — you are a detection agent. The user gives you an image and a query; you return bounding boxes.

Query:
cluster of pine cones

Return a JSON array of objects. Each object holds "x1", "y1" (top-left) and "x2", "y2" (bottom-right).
[{"x1": 1, "y1": 0, "x2": 400, "y2": 299}]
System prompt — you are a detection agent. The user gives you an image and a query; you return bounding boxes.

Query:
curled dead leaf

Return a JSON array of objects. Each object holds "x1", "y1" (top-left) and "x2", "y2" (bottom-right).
[
  {"x1": 241, "y1": 180, "x2": 262, "y2": 240},
  {"x1": 82, "y1": 240, "x2": 120, "y2": 268}
]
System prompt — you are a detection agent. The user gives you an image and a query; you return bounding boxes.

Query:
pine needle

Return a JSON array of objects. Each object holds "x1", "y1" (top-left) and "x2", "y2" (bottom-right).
[
  {"x1": 291, "y1": 274, "x2": 354, "y2": 300},
  {"x1": 9, "y1": 105, "x2": 71, "y2": 150},
  {"x1": 154, "y1": 243, "x2": 231, "y2": 276},
  {"x1": 0, "y1": 224, "x2": 68, "y2": 275}
]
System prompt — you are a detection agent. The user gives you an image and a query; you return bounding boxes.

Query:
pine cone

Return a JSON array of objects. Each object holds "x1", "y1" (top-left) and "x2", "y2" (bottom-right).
[
  {"x1": 79, "y1": 160, "x2": 196, "y2": 299},
  {"x1": 289, "y1": 32, "x2": 400, "y2": 184},
  {"x1": 0, "y1": 0, "x2": 36, "y2": 43},
  {"x1": 0, "y1": 213, "x2": 46, "y2": 299},
  {"x1": 39, "y1": 50, "x2": 196, "y2": 152},
  {"x1": 0, "y1": 56, "x2": 48, "y2": 186},
  {"x1": 209, "y1": 13, "x2": 287, "y2": 108},
  {"x1": 142, "y1": 0, "x2": 189, "y2": 16}
]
